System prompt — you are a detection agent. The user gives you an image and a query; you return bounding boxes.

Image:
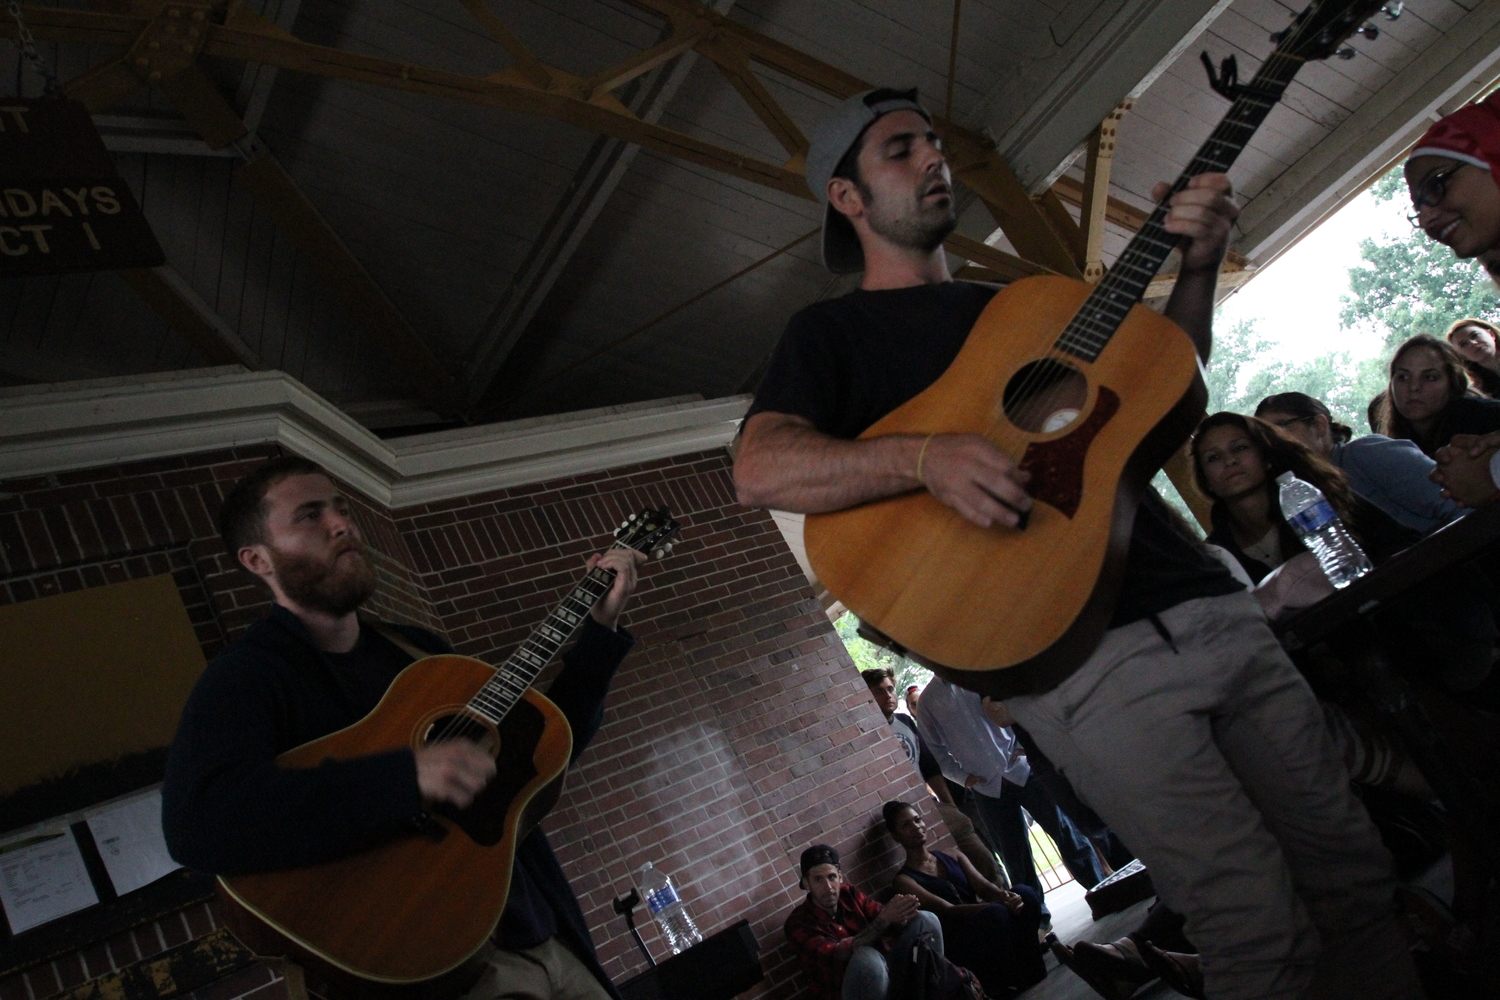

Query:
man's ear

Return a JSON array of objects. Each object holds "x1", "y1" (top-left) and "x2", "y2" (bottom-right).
[
  {"x1": 827, "y1": 177, "x2": 864, "y2": 221},
  {"x1": 238, "y1": 544, "x2": 274, "y2": 581}
]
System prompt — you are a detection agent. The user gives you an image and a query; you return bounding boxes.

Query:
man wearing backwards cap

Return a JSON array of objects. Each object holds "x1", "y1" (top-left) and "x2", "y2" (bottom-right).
[
  {"x1": 736, "y1": 89, "x2": 1422, "y2": 1000},
  {"x1": 783, "y1": 843, "x2": 957, "y2": 1000},
  {"x1": 1407, "y1": 92, "x2": 1500, "y2": 506}
]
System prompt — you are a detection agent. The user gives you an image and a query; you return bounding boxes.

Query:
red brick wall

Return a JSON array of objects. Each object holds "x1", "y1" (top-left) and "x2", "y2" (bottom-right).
[{"x1": 0, "y1": 445, "x2": 943, "y2": 1000}]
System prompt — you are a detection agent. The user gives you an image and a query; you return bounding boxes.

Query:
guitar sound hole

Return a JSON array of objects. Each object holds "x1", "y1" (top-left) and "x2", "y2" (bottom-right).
[
  {"x1": 422, "y1": 713, "x2": 499, "y2": 756},
  {"x1": 1002, "y1": 359, "x2": 1089, "y2": 434}
]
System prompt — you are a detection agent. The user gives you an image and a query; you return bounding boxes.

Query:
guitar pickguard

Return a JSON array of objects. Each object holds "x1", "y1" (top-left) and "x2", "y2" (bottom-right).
[
  {"x1": 435, "y1": 698, "x2": 546, "y2": 846},
  {"x1": 1018, "y1": 386, "x2": 1120, "y2": 519}
]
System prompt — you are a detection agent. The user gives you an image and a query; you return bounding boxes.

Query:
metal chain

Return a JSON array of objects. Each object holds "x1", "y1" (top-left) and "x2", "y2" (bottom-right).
[{"x1": 5, "y1": 0, "x2": 59, "y2": 93}]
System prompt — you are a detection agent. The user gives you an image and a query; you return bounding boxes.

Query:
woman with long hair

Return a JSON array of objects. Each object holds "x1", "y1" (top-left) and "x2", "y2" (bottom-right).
[
  {"x1": 1375, "y1": 334, "x2": 1500, "y2": 457},
  {"x1": 1445, "y1": 317, "x2": 1500, "y2": 397},
  {"x1": 881, "y1": 801, "x2": 1047, "y2": 998},
  {"x1": 1254, "y1": 391, "x2": 1462, "y2": 534},
  {"x1": 1191, "y1": 412, "x2": 1416, "y2": 584}
]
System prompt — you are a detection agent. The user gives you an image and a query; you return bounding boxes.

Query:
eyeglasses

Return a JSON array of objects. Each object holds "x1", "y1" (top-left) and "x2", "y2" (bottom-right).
[
  {"x1": 1267, "y1": 414, "x2": 1314, "y2": 430},
  {"x1": 1407, "y1": 164, "x2": 1466, "y2": 227}
]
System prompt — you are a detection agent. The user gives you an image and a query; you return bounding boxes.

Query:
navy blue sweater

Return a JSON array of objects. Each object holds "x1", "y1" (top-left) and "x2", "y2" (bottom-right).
[{"x1": 162, "y1": 604, "x2": 632, "y2": 995}]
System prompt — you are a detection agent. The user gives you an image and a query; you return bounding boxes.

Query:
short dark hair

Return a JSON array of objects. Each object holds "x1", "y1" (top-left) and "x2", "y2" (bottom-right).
[
  {"x1": 218, "y1": 455, "x2": 327, "y2": 557},
  {"x1": 882, "y1": 799, "x2": 917, "y2": 834},
  {"x1": 861, "y1": 667, "x2": 895, "y2": 688}
]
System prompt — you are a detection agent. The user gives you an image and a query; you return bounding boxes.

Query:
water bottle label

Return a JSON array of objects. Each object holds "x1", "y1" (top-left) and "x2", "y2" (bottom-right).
[
  {"x1": 645, "y1": 883, "x2": 680, "y2": 915},
  {"x1": 1287, "y1": 500, "x2": 1337, "y2": 536}
]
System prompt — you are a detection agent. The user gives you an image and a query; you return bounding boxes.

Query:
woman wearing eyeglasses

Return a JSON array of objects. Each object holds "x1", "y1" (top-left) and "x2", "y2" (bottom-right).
[
  {"x1": 1254, "y1": 391, "x2": 1463, "y2": 534},
  {"x1": 1405, "y1": 92, "x2": 1500, "y2": 261},
  {"x1": 1445, "y1": 317, "x2": 1500, "y2": 397}
]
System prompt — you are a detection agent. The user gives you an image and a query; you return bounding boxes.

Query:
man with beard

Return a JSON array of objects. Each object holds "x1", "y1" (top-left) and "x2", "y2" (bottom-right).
[
  {"x1": 162, "y1": 456, "x2": 645, "y2": 1000},
  {"x1": 734, "y1": 89, "x2": 1422, "y2": 1000}
]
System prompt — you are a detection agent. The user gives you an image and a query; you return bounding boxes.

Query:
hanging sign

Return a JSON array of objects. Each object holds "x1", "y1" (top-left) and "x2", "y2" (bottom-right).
[{"x1": 0, "y1": 97, "x2": 165, "y2": 277}]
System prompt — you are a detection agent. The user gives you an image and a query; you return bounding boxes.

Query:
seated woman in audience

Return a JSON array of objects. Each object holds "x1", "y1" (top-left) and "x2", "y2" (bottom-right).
[
  {"x1": 882, "y1": 800, "x2": 1046, "y2": 998},
  {"x1": 1191, "y1": 411, "x2": 1417, "y2": 584},
  {"x1": 1375, "y1": 334, "x2": 1500, "y2": 458},
  {"x1": 1254, "y1": 391, "x2": 1463, "y2": 534},
  {"x1": 1446, "y1": 317, "x2": 1500, "y2": 396}
]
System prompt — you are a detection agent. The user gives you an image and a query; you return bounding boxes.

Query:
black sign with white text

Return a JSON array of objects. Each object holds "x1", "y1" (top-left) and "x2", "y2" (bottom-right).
[{"x1": 0, "y1": 98, "x2": 165, "y2": 276}]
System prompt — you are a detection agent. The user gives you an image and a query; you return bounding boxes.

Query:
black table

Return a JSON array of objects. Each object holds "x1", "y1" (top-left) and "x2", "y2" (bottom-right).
[{"x1": 1273, "y1": 501, "x2": 1500, "y2": 850}]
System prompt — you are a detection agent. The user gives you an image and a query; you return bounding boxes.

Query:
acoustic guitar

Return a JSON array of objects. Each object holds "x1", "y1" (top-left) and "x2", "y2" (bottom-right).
[
  {"x1": 804, "y1": 0, "x2": 1393, "y2": 690},
  {"x1": 218, "y1": 510, "x2": 679, "y2": 989}
]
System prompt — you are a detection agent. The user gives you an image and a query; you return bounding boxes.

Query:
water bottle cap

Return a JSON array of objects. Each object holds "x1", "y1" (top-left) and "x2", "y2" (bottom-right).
[{"x1": 1275, "y1": 471, "x2": 1295, "y2": 484}]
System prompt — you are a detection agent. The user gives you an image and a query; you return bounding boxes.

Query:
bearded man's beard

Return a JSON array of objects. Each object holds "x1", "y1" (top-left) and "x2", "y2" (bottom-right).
[
  {"x1": 864, "y1": 180, "x2": 957, "y2": 253},
  {"x1": 269, "y1": 542, "x2": 376, "y2": 616}
]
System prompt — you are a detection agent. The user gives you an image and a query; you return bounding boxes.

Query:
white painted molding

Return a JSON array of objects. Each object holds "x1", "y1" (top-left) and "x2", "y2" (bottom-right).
[
  {"x1": 0, "y1": 367, "x2": 750, "y2": 509},
  {"x1": 1234, "y1": 2, "x2": 1500, "y2": 264}
]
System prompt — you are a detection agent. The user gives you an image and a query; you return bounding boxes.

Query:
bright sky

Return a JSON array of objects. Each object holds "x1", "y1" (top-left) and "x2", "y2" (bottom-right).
[{"x1": 1215, "y1": 184, "x2": 1412, "y2": 362}]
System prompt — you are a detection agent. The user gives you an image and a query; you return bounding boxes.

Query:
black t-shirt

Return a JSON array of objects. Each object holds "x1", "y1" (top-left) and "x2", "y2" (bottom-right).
[{"x1": 747, "y1": 281, "x2": 1237, "y2": 630}]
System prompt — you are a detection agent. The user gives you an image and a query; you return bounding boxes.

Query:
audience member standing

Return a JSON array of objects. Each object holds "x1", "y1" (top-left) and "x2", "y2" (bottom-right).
[
  {"x1": 860, "y1": 668, "x2": 998, "y2": 883},
  {"x1": 916, "y1": 676, "x2": 1105, "y2": 899}
]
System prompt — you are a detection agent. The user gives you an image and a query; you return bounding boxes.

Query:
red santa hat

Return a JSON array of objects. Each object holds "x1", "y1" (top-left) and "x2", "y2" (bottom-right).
[{"x1": 1409, "y1": 91, "x2": 1500, "y2": 189}]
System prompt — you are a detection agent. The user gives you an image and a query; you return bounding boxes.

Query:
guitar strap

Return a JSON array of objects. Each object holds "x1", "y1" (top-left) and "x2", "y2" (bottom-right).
[{"x1": 366, "y1": 620, "x2": 429, "y2": 663}]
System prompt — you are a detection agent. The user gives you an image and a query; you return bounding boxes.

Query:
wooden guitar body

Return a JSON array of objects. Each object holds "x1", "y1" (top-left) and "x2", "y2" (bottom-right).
[
  {"x1": 219, "y1": 654, "x2": 573, "y2": 985},
  {"x1": 803, "y1": 275, "x2": 1205, "y2": 691}
]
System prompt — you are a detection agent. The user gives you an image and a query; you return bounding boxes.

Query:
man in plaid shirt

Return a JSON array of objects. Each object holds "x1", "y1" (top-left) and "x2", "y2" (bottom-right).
[{"x1": 782, "y1": 844, "x2": 943, "y2": 1000}]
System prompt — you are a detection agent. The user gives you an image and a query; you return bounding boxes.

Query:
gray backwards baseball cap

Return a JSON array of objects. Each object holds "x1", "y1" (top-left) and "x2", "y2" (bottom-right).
[{"x1": 806, "y1": 88, "x2": 931, "y2": 274}]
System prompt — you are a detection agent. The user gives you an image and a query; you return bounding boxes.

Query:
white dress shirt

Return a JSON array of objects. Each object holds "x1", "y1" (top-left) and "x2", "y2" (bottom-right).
[{"x1": 914, "y1": 677, "x2": 1030, "y2": 797}]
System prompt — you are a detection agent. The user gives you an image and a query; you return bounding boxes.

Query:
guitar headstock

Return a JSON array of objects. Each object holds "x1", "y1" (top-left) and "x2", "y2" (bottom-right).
[
  {"x1": 1272, "y1": 0, "x2": 1398, "y2": 62},
  {"x1": 1203, "y1": 0, "x2": 1397, "y2": 101},
  {"x1": 613, "y1": 508, "x2": 680, "y2": 559}
]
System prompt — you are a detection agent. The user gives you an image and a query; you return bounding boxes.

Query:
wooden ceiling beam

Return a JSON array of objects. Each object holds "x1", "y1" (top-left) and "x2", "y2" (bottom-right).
[
  {"x1": 456, "y1": 0, "x2": 552, "y2": 89},
  {"x1": 10, "y1": 3, "x2": 1083, "y2": 277},
  {"x1": 1079, "y1": 100, "x2": 1132, "y2": 284},
  {"x1": 696, "y1": 35, "x2": 807, "y2": 158},
  {"x1": 584, "y1": 20, "x2": 708, "y2": 98},
  {"x1": 119, "y1": 266, "x2": 262, "y2": 369}
]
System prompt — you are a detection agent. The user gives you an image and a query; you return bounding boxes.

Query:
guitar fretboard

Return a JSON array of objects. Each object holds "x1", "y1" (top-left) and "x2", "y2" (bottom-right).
[
  {"x1": 465, "y1": 546, "x2": 622, "y2": 724},
  {"x1": 1054, "y1": 49, "x2": 1307, "y2": 362}
]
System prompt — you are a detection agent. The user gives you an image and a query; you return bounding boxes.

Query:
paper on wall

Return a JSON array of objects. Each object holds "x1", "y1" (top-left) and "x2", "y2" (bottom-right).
[
  {"x1": 86, "y1": 788, "x2": 181, "y2": 896},
  {"x1": 0, "y1": 830, "x2": 99, "y2": 934}
]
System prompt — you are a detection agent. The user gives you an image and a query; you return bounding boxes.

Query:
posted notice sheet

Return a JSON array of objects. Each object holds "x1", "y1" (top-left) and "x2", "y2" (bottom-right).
[
  {"x1": 86, "y1": 788, "x2": 181, "y2": 896},
  {"x1": 0, "y1": 830, "x2": 99, "y2": 934}
]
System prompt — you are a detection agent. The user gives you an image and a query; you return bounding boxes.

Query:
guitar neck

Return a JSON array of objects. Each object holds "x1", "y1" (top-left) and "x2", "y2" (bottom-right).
[
  {"x1": 1054, "y1": 49, "x2": 1307, "y2": 362},
  {"x1": 466, "y1": 544, "x2": 625, "y2": 723}
]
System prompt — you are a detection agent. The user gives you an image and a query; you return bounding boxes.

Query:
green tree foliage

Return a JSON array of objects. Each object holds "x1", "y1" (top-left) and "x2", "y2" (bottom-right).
[
  {"x1": 833, "y1": 611, "x2": 932, "y2": 703},
  {"x1": 1340, "y1": 167, "x2": 1500, "y2": 351}
]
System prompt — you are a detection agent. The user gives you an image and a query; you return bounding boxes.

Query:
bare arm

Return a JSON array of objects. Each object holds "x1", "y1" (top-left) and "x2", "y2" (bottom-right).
[
  {"x1": 892, "y1": 872, "x2": 992, "y2": 917},
  {"x1": 1157, "y1": 173, "x2": 1240, "y2": 363},
  {"x1": 734, "y1": 412, "x2": 1032, "y2": 529}
]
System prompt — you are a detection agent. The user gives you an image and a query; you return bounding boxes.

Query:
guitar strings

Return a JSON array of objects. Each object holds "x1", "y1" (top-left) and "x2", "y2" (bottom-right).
[
  {"x1": 976, "y1": 40, "x2": 1308, "y2": 464},
  {"x1": 423, "y1": 536, "x2": 636, "y2": 749}
]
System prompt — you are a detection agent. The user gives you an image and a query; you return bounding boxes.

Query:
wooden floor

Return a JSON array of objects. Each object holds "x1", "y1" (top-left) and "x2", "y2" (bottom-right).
[{"x1": 1025, "y1": 881, "x2": 1179, "y2": 1000}]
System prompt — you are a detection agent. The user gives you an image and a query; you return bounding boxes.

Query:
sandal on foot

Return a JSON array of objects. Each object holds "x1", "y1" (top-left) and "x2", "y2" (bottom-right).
[
  {"x1": 1060, "y1": 941, "x2": 1155, "y2": 1000},
  {"x1": 1140, "y1": 942, "x2": 1205, "y2": 1000}
]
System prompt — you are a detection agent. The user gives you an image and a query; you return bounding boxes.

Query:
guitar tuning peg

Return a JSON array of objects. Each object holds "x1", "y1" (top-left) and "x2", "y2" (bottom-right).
[
  {"x1": 1336, "y1": 46, "x2": 1356, "y2": 60},
  {"x1": 620, "y1": 520, "x2": 629, "y2": 529},
  {"x1": 665, "y1": 542, "x2": 674, "y2": 551},
  {"x1": 1381, "y1": 2, "x2": 1402, "y2": 19},
  {"x1": 1268, "y1": 29, "x2": 1286, "y2": 44},
  {"x1": 629, "y1": 513, "x2": 637, "y2": 521},
  {"x1": 1358, "y1": 23, "x2": 1378, "y2": 39}
]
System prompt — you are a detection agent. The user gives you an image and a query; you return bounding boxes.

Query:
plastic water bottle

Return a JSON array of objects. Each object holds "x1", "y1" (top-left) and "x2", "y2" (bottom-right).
[
  {"x1": 1276, "y1": 471, "x2": 1372, "y2": 588},
  {"x1": 637, "y1": 861, "x2": 702, "y2": 954}
]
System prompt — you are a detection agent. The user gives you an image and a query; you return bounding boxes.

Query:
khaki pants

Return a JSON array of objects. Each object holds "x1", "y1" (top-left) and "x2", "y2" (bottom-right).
[
  {"x1": 936, "y1": 802, "x2": 1002, "y2": 886},
  {"x1": 462, "y1": 938, "x2": 613, "y2": 1000},
  {"x1": 1007, "y1": 591, "x2": 1422, "y2": 1000}
]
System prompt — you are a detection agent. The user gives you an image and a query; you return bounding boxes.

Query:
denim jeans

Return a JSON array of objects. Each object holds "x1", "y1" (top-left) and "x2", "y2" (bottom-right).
[{"x1": 841, "y1": 911, "x2": 943, "y2": 1000}]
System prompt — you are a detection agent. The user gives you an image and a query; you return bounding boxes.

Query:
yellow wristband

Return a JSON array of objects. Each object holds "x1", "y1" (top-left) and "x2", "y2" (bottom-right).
[{"x1": 915, "y1": 434, "x2": 935, "y2": 484}]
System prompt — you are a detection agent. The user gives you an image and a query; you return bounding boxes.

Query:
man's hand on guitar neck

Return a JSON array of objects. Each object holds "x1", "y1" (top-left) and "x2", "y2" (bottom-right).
[
  {"x1": 1156, "y1": 172, "x2": 1239, "y2": 362},
  {"x1": 589, "y1": 548, "x2": 647, "y2": 629}
]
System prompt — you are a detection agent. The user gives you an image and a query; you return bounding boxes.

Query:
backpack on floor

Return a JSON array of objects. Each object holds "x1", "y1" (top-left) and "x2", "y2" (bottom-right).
[{"x1": 893, "y1": 930, "x2": 987, "y2": 1000}]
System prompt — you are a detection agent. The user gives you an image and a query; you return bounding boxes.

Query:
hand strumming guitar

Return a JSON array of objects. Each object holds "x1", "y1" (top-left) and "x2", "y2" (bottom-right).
[{"x1": 414, "y1": 546, "x2": 644, "y2": 809}]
